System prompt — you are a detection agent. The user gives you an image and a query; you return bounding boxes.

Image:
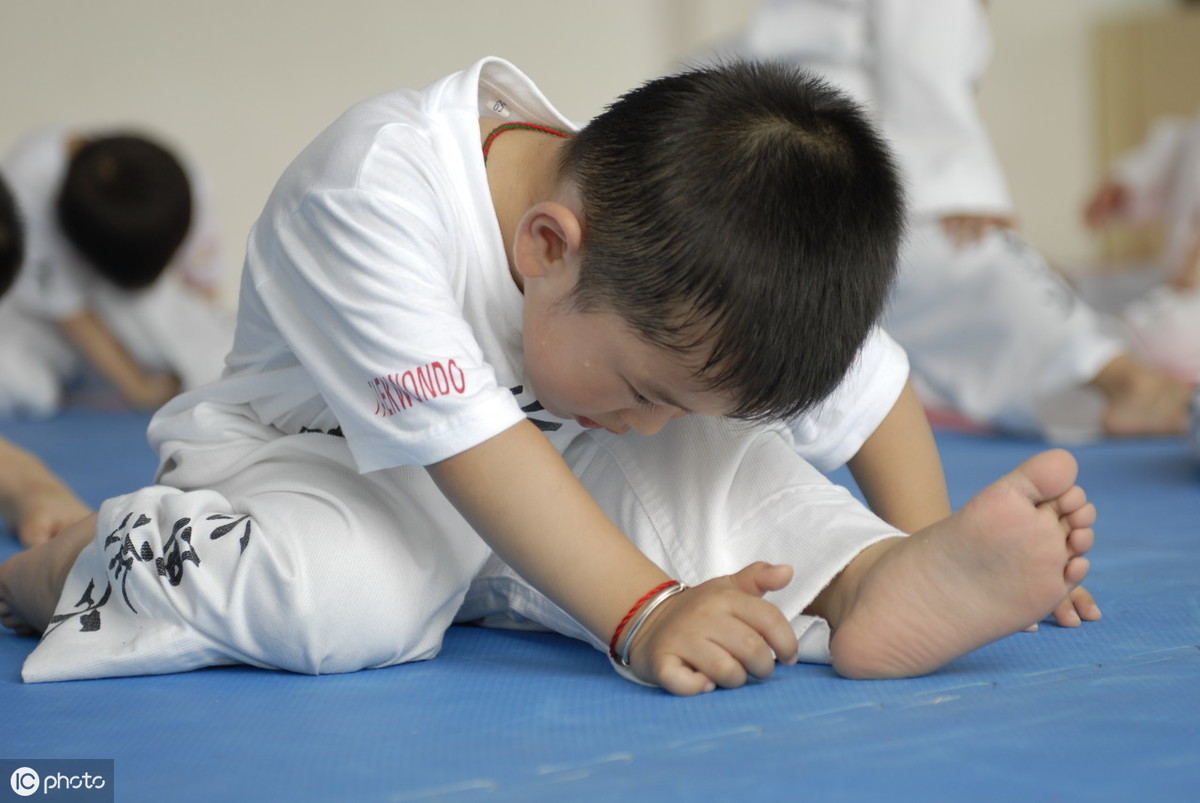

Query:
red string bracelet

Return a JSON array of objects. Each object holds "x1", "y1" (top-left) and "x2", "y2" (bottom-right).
[
  {"x1": 482, "y1": 122, "x2": 569, "y2": 163},
  {"x1": 608, "y1": 580, "x2": 681, "y2": 663}
]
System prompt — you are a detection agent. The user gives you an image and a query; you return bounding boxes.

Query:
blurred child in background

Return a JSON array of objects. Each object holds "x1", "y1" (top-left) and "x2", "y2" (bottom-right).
[
  {"x1": 1085, "y1": 108, "x2": 1200, "y2": 383},
  {"x1": 0, "y1": 127, "x2": 233, "y2": 417},
  {"x1": 734, "y1": 0, "x2": 1193, "y2": 442}
]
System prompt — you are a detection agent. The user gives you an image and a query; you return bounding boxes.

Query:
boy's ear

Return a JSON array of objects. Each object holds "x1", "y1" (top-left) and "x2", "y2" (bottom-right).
[{"x1": 513, "y1": 202, "x2": 583, "y2": 281}]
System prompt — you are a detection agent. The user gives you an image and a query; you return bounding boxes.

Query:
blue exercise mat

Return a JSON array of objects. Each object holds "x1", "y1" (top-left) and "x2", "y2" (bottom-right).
[{"x1": 1, "y1": 410, "x2": 1197, "y2": 802}]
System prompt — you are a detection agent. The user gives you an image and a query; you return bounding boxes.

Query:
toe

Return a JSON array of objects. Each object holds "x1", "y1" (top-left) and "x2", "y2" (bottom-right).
[
  {"x1": 1051, "y1": 598, "x2": 1082, "y2": 627},
  {"x1": 1011, "y1": 449, "x2": 1079, "y2": 505},
  {"x1": 1053, "y1": 485, "x2": 1088, "y2": 516},
  {"x1": 1065, "y1": 502, "x2": 1097, "y2": 531},
  {"x1": 1067, "y1": 526, "x2": 1095, "y2": 556},
  {"x1": 1064, "y1": 555, "x2": 1091, "y2": 587}
]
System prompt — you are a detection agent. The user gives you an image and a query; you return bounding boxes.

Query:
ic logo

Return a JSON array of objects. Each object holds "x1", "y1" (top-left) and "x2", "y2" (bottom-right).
[{"x1": 9, "y1": 767, "x2": 39, "y2": 797}]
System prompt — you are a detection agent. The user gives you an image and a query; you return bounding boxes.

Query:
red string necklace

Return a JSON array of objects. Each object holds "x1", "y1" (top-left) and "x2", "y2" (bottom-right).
[{"x1": 482, "y1": 122, "x2": 569, "y2": 163}]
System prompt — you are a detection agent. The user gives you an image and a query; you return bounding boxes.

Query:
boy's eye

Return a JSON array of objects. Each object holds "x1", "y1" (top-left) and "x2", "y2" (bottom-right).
[{"x1": 634, "y1": 393, "x2": 656, "y2": 410}]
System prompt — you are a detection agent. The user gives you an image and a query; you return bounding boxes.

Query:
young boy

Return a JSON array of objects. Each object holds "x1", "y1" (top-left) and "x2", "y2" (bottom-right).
[
  {"x1": 0, "y1": 128, "x2": 232, "y2": 417},
  {"x1": 734, "y1": 0, "x2": 1193, "y2": 441},
  {"x1": 0, "y1": 59, "x2": 1096, "y2": 695}
]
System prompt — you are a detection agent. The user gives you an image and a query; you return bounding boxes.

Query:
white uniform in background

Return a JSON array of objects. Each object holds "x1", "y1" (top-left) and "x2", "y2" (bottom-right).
[
  {"x1": 0, "y1": 127, "x2": 233, "y2": 417},
  {"x1": 24, "y1": 58, "x2": 910, "y2": 683},
  {"x1": 1105, "y1": 111, "x2": 1200, "y2": 382},
  {"x1": 739, "y1": 0, "x2": 1128, "y2": 440}
]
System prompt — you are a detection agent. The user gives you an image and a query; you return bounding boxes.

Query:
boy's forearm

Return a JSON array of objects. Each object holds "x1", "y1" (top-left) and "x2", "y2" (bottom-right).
[
  {"x1": 847, "y1": 381, "x2": 951, "y2": 533},
  {"x1": 427, "y1": 419, "x2": 671, "y2": 643},
  {"x1": 58, "y1": 310, "x2": 180, "y2": 407}
]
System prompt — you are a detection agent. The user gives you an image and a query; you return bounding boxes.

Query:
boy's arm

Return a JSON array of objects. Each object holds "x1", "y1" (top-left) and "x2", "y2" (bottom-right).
[
  {"x1": 847, "y1": 381, "x2": 951, "y2": 533},
  {"x1": 57, "y1": 309, "x2": 181, "y2": 409},
  {"x1": 427, "y1": 419, "x2": 798, "y2": 695}
]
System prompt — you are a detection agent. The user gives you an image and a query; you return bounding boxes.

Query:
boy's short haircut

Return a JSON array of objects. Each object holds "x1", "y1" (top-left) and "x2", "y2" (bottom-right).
[
  {"x1": 561, "y1": 60, "x2": 905, "y2": 422},
  {"x1": 56, "y1": 134, "x2": 193, "y2": 290},
  {"x1": 0, "y1": 172, "x2": 23, "y2": 298}
]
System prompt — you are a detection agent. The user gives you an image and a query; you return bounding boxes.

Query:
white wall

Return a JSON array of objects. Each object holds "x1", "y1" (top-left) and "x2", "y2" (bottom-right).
[
  {"x1": 0, "y1": 0, "x2": 1178, "y2": 302},
  {"x1": 979, "y1": 0, "x2": 1177, "y2": 271},
  {"x1": 1, "y1": 1, "x2": 729, "y2": 303}
]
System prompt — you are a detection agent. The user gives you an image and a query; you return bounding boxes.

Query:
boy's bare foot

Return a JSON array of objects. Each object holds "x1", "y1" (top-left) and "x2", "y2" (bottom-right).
[
  {"x1": 1093, "y1": 354, "x2": 1191, "y2": 437},
  {"x1": 813, "y1": 449, "x2": 1095, "y2": 679},
  {"x1": 0, "y1": 513, "x2": 96, "y2": 636}
]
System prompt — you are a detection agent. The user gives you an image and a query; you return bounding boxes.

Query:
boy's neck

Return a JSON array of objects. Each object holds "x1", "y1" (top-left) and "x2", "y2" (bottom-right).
[{"x1": 480, "y1": 119, "x2": 571, "y2": 292}]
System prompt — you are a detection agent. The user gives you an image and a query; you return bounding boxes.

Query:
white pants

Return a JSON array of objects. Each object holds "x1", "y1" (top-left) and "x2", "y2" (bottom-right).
[
  {"x1": 887, "y1": 222, "x2": 1127, "y2": 441},
  {"x1": 0, "y1": 302, "x2": 76, "y2": 417},
  {"x1": 23, "y1": 412, "x2": 900, "y2": 683}
]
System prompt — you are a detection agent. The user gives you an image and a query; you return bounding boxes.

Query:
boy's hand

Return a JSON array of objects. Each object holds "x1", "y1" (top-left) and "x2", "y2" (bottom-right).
[
  {"x1": 127, "y1": 372, "x2": 182, "y2": 409},
  {"x1": 940, "y1": 214, "x2": 1017, "y2": 250},
  {"x1": 1083, "y1": 180, "x2": 1130, "y2": 229},
  {"x1": 625, "y1": 562, "x2": 799, "y2": 695}
]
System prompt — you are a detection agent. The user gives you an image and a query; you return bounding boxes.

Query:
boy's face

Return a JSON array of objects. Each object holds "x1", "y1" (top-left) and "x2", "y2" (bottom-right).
[
  {"x1": 522, "y1": 300, "x2": 733, "y2": 436},
  {"x1": 510, "y1": 196, "x2": 733, "y2": 435}
]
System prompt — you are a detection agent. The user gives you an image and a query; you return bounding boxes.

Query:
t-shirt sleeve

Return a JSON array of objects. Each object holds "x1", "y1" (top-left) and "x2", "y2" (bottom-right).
[
  {"x1": 251, "y1": 179, "x2": 524, "y2": 473},
  {"x1": 785, "y1": 326, "x2": 909, "y2": 472}
]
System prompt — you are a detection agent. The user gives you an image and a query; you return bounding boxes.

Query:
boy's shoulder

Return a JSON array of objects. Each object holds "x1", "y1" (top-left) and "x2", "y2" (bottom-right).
[{"x1": 267, "y1": 58, "x2": 561, "y2": 214}]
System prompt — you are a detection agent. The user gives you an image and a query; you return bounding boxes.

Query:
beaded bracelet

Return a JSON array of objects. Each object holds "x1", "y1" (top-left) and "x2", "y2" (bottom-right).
[{"x1": 608, "y1": 580, "x2": 688, "y2": 667}]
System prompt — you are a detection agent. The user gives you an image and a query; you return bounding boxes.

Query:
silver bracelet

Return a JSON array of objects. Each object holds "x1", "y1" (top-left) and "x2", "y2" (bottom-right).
[{"x1": 618, "y1": 583, "x2": 688, "y2": 667}]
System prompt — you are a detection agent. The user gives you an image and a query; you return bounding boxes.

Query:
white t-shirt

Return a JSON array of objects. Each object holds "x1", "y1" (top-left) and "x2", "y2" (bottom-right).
[
  {"x1": 2, "y1": 127, "x2": 92, "y2": 319},
  {"x1": 194, "y1": 57, "x2": 906, "y2": 474}
]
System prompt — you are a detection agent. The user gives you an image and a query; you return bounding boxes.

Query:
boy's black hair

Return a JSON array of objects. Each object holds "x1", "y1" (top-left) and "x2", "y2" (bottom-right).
[
  {"x1": 0, "y1": 172, "x2": 23, "y2": 299},
  {"x1": 561, "y1": 60, "x2": 905, "y2": 422},
  {"x1": 56, "y1": 134, "x2": 192, "y2": 290}
]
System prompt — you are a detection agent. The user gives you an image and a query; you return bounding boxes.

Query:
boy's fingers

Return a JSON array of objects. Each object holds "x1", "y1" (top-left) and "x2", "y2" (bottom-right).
[
  {"x1": 654, "y1": 655, "x2": 716, "y2": 696},
  {"x1": 731, "y1": 562, "x2": 793, "y2": 597},
  {"x1": 735, "y1": 595, "x2": 799, "y2": 666},
  {"x1": 659, "y1": 624, "x2": 784, "y2": 691},
  {"x1": 716, "y1": 621, "x2": 781, "y2": 681},
  {"x1": 720, "y1": 567, "x2": 799, "y2": 664}
]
